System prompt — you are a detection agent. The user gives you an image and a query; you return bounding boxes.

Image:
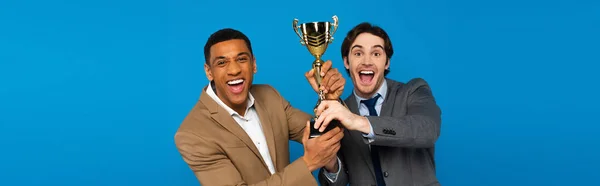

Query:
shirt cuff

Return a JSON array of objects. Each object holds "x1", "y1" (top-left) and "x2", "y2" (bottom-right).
[
  {"x1": 323, "y1": 157, "x2": 342, "y2": 182},
  {"x1": 361, "y1": 119, "x2": 375, "y2": 143}
]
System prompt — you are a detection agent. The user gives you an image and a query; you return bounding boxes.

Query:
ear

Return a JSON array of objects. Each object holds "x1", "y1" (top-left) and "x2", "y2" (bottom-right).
[
  {"x1": 204, "y1": 63, "x2": 213, "y2": 81},
  {"x1": 343, "y1": 57, "x2": 350, "y2": 70},
  {"x1": 385, "y1": 58, "x2": 390, "y2": 70},
  {"x1": 252, "y1": 56, "x2": 257, "y2": 74}
]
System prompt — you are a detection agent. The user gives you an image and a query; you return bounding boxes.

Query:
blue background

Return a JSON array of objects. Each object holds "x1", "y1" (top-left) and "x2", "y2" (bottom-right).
[{"x1": 1, "y1": 0, "x2": 599, "y2": 185}]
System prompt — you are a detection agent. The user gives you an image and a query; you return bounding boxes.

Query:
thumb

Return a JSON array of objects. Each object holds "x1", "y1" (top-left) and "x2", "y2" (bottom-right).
[
  {"x1": 305, "y1": 69, "x2": 319, "y2": 92},
  {"x1": 302, "y1": 120, "x2": 310, "y2": 144}
]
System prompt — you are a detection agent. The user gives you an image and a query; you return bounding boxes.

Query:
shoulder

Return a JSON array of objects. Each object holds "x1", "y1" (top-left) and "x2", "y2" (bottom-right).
[
  {"x1": 386, "y1": 78, "x2": 438, "y2": 103},
  {"x1": 390, "y1": 77, "x2": 432, "y2": 92},
  {"x1": 406, "y1": 77, "x2": 431, "y2": 89},
  {"x1": 174, "y1": 100, "x2": 213, "y2": 140}
]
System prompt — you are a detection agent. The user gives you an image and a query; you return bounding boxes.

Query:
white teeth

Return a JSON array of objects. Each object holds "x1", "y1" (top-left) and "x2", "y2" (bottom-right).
[
  {"x1": 227, "y1": 79, "x2": 244, "y2": 85},
  {"x1": 360, "y1": 71, "x2": 374, "y2": 75}
]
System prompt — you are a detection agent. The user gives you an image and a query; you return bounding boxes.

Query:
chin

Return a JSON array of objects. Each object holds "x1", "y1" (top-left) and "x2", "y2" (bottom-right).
[
  {"x1": 233, "y1": 94, "x2": 248, "y2": 103},
  {"x1": 354, "y1": 86, "x2": 373, "y2": 96}
]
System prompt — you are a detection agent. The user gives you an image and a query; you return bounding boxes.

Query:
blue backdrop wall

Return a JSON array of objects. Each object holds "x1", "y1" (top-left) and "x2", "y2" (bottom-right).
[{"x1": 1, "y1": 0, "x2": 599, "y2": 185}]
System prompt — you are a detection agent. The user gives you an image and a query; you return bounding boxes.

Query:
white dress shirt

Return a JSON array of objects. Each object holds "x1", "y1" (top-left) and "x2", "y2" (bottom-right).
[
  {"x1": 324, "y1": 79, "x2": 388, "y2": 182},
  {"x1": 354, "y1": 78, "x2": 388, "y2": 140},
  {"x1": 206, "y1": 83, "x2": 275, "y2": 175}
]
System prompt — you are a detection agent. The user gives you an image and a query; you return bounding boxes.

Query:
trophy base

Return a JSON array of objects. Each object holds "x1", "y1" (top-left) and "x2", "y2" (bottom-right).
[{"x1": 309, "y1": 118, "x2": 341, "y2": 139}]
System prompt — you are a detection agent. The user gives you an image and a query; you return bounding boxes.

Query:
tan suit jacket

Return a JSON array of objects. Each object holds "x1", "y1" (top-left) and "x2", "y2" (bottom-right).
[{"x1": 174, "y1": 84, "x2": 315, "y2": 186}]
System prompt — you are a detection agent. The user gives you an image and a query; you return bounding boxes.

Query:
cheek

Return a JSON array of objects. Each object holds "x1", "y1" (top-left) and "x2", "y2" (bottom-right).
[
  {"x1": 212, "y1": 70, "x2": 226, "y2": 81},
  {"x1": 347, "y1": 59, "x2": 359, "y2": 70},
  {"x1": 376, "y1": 58, "x2": 388, "y2": 69}
]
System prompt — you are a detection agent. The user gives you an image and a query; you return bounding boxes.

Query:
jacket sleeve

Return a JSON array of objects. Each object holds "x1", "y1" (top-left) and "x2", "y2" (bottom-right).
[
  {"x1": 367, "y1": 78, "x2": 442, "y2": 148},
  {"x1": 174, "y1": 131, "x2": 317, "y2": 186}
]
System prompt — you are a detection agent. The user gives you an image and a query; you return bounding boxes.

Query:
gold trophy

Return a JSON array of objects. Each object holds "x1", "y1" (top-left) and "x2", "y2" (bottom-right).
[{"x1": 293, "y1": 15, "x2": 340, "y2": 138}]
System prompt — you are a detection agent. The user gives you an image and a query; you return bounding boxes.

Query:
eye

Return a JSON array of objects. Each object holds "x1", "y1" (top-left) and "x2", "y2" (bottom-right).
[
  {"x1": 237, "y1": 56, "x2": 249, "y2": 62},
  {"x1": 353, "y1": 52, "x2": 362, "y2": 57},
  {"x1": 216, "y1": 60, "x2": 227, "y2": 66},
  {"x1": 373, "y1": 52, "x2": 381, "y2": 57}
]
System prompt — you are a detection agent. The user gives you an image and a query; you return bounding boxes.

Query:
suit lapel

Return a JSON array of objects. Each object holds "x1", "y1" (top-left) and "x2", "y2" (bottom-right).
[
  {"x1": 345, "y1": 94, "x2": 376, "y2": 178},
  {"x1": 380, "y1": 79, "x2": 398, "y2": 117},
  {"x1": 252, "y1": 95, "x2": 278, "y2": 171},
  {"x1": 199, "y1": 88, "x2": 268, "y2": 170}
]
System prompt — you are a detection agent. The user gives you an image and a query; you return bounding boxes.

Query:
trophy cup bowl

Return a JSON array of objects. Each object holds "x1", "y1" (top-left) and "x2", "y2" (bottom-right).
[{"x1": 293, "y1": 15, "x2": 341, "y2": 138}]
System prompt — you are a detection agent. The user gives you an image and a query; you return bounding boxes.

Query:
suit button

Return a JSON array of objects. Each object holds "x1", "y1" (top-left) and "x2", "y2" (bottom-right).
[{"x1": 384, "y1": 171, "x2": 389, "y2": 177}]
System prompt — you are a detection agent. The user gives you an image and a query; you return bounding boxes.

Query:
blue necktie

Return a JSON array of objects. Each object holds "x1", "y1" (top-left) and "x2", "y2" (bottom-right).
[{"x1": 361, "y1": 94, "x2": 386, "y2": 186}]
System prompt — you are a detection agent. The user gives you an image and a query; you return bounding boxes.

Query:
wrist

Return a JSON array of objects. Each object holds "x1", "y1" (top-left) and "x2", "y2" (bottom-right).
[
  {"x1": 324, "y1": 159, "x2": 338, "y2": 172},
  {"x1": 358, "y1": 116, "x2": 371, "y2": 134},
  {"x1": 302, "y1": 156, "x2": 317, "y2": 172}
]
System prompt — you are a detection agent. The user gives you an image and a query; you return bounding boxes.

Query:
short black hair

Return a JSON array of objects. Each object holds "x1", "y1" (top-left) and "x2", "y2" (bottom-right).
[
  {"x1": 341, "y1": 22, "x2": 393, "y2": 76},
  {"x1": 203, "y1": 28, "x2": 253, "y2": 65}
]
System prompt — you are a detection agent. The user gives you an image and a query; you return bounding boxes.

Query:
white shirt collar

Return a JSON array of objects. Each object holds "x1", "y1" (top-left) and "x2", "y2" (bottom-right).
[
  {"x1": 206, "y1": 82, "x2": 255, "y2": 117},
  {"x1": 354, "y1": 78, "x2": 388, "y2": 103}
]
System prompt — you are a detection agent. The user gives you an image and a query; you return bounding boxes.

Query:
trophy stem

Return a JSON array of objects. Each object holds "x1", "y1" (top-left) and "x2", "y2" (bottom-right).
[
  {"x1": 312, "y1": 56, "x2": 326, "y2": 118},
  {"x1": 312, "y1": 57, "x2": 324, "y2": 88}
]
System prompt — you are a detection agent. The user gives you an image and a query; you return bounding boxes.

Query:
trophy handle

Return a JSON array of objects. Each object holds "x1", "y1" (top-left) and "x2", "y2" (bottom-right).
[
  {"x1": 293, "y1": 18, "x2": 305, "y2": 45},
  {"x1": 330, "y1": 15, "x2": 339, "y2": 43}
]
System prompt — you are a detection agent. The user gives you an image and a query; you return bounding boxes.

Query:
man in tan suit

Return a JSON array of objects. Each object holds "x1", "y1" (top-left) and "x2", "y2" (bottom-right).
[{"x1": 174, "y1": 28, "x2": 346, "y2": 185}]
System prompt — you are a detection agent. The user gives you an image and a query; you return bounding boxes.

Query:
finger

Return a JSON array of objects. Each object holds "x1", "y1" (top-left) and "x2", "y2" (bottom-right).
[
  {"x1": 320, "y1": 68, "x2": 335, "y2": 92},
  {"x1": 328, "y1": 143, "x2": 341, "y2": 158},
  {"x1": 330, "y1": 142, "x2": 341, "y2": 154},
  {"x1": 320, "y1": 60, "x2": 333, "y2": 77},
  {"x1": 321, "y1": 131, "x2": 343, "y2": 149},
  {"x1": 320, "y1": 111, "x2": 344, "y2": 133},
  {"x1": 330, "y1": 75, "x2": 344, "y2": 90},
  {"x1": 332, "y1": 128, "x2": 345, "y2": 142},
  {"x1": 314, "y1": 110, "x2": 325, "y2": 130},
  {"x1": 324, "y1": 147, "x2": 339, "y2": 162},
  {"x1": 338, "y1": 126, "x2": 345, "y2": 133},
  {"x1": 315, "y1": 105, "x2": 333, "y2": 130},
  {"x1": 305, "y1": 69, "x2": 319, "y2": 92},
  {"x1": 315, "y1": 100, "x2": 332, "y2": 117},
  {"x1": 323, "y1": 137, "x2": 342, "y2": 154},
  {"x1": 319, "y1": 113, "x2": 337, "y2": 132},
  {"x1": 325, "y1": 70, "x2": 341, "y2": 92},
  {"x1": 319, "y1": 124, "x2": 342, "y2": 141},
  {"x1": 328, "y1": 76, "x2": 345, "y2": 97}
]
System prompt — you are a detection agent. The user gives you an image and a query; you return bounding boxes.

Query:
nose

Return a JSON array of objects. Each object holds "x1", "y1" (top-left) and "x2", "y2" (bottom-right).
[
  {"x1": 227, "y1": 61, "x2": 241, "y2": 76},
  {"x1": 361, "y1": 55, "x2": 374, "y2": 66}
]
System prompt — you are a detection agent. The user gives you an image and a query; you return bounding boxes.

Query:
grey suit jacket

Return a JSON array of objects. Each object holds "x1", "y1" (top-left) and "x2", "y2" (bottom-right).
[{"x1": 319, "y1": 78, "x2": 442, "y2": 186}]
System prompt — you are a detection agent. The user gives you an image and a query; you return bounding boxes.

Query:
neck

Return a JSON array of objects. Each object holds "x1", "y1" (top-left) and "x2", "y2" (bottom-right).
[
  {"x1": 355, "y1": 90, "x2": 377, "y2": 99},
  {"x1": 213, "y1": 84, "x2": 248, "y2": 117},
  {"x1": 232, "y1": 106, "x2": 246, "y2": 117}
]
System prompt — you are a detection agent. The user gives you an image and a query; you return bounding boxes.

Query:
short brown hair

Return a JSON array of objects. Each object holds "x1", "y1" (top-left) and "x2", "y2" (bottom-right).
[{"x1": 341, "y1": 22, "x2": 393, "y2": 76}]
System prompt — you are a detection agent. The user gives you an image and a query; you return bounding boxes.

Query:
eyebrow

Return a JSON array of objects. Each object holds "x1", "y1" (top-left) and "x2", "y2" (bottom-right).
[
  {"x1": 237, "y1": 52, "x2": 251, "y2": 57},
  {"x1": 351, "y1": 45, "x2": 363, "y2": 50},
  {"x1": 351, "y1": 44, "x2": 384, "y2": 51},
  {"x1": 212, "y1": 56, "x2": 227, "y2": 65}
]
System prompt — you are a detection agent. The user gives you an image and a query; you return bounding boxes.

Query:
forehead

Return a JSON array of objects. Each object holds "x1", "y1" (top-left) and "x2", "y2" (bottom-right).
[
  {"x1": 351, "y1": 33, "x2": 385, "y2": 49},
  {"x1": 209, "y1": 39, "x2": 250, "y2": 58}
]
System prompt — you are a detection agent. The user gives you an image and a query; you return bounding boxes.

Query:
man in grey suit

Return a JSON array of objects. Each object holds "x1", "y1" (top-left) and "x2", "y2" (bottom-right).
[{"x1": 312, "y1": 22, "x2": 442, "y2": 186}]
